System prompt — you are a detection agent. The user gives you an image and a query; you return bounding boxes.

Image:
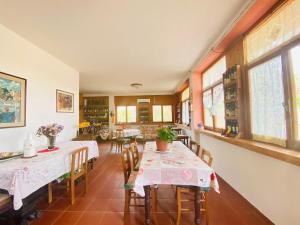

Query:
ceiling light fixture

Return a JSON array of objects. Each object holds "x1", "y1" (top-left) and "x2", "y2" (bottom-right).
[{"x1": 130, "y1": 83, "x2": 143, "y2": 89}]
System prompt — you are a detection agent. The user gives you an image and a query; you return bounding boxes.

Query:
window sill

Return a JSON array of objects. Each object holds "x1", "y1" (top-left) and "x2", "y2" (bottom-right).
[{"x1": 198, "y1": 129, "x2": 300, "y2": 167}]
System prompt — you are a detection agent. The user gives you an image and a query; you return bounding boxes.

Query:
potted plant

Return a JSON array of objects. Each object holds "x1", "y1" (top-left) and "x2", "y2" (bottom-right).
[{"x1": 156, "y1": 127, "x2": 177, "y2": 151}]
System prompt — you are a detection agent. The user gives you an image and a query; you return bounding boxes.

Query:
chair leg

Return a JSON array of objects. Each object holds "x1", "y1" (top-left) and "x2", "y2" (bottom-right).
[
  {"x1": 84, "y1": 174, "x2": 88, "y2": 195},
  {"x1": 124, "y1": 190, "x2": 130, "y2": 212},
  {"x1": 151, "y1": 187, "x2": 158, "y2": 212},
  {"x1": 176, "y1": 187, "x2": 182, "y2": 225},
  {"x1": 203, "y1": 193, "x2": 209, "y2": 225},
  {"x1": 70, "y1": 179, "x2": 75, "y2": 205},
  {"x1": 48, "y1": 182, "x2": 53, "y2": 204},
  {"x1": 110, "y1": 141, "x2": 114, "y2": 152}
]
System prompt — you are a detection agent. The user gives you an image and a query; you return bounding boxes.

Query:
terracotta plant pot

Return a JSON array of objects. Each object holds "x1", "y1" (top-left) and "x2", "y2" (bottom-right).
[{"x1": 156, "y1": 139, "x2": 169, "y2": 151}]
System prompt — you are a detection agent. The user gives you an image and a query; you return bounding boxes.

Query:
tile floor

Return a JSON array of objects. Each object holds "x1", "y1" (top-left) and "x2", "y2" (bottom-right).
[{"x1": 29, "y1": 142, "x2": 274, "y2": 225}]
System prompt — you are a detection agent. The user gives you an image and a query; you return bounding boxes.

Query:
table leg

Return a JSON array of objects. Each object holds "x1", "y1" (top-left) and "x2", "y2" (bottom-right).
[
  {"x1": 144, "y1": 185, "x2": 151, "y2": 225},
  {"x1": 194, "y1": 187, "x2": 201, "y2": 225}
]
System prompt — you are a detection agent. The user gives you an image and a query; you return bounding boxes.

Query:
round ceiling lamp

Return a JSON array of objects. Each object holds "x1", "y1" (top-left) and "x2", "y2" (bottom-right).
[{"x1": 130, "y1": 83, "x2": 143, "y2": 89}]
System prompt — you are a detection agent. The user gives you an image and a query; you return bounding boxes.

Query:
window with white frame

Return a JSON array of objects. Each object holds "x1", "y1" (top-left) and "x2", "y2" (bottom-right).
[
  {"x1": 152, "y1": 105, "x2": 173, "y2": 122},
  {"x1": 202, "y1": 57, "x2": 226, "y2": 131},
  {"x1": 116, "y1": 106, "x2": 136, "y2": 123},
  {"x1": 181, "y1": 88, "x2": 190, "y2": 125}
]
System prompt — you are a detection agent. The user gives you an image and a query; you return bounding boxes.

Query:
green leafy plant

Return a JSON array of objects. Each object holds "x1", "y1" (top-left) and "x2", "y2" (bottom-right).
[{"x1": 156, "y1": 127, "x2": 177, "y2": 143}]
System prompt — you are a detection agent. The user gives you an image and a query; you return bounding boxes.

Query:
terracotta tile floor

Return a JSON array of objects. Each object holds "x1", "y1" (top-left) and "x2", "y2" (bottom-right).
[{"x1": 30, "y1": 142, "x2": 273, "y2": 225}]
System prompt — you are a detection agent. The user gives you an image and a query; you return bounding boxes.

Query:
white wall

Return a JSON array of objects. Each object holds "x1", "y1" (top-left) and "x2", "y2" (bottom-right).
[
  {"x1": 0, "y1": 24, "x2": 79, "y2": 151},
  {"x1": 197, "y1": 132, "x2": 300, "y2": 225}
]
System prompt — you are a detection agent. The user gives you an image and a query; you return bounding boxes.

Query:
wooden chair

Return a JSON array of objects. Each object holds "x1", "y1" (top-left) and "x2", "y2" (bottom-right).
[
  {"x1": 121, "y1": 148, "x2": 157, "y2": 213},
  {"x1": 48, "y1": 147, "x2": 89, "y2": 205},
  {"x1": 135, "y1": 128, "x2": 146, "y2": 149},
  {"x1": 0, "y1": 194, "x2": 13, "y2": 225},
  {"x1": 176, "y1": 135, "x2": 189, "y2": 146},
  {"x1": 172, "y1": 128, "x2": 182, "y2": 135},
  {"x1": 129, "y1": 142, "x2": 140, "y2": 171},
  {"x1": 111, "y1": 129, "x2": 131, "y2": 154},
  {"x1": 176, "y1": 149, "x2": 213, "y2": 225},
  {"x1": 189, "y1": 140, "x2": 200, "y2": 156}
]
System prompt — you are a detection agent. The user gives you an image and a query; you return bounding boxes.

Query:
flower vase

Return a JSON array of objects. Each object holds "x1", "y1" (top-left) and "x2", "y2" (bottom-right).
[{"x1": 47, "y1": 136, "x2": 56, "y2": 150}]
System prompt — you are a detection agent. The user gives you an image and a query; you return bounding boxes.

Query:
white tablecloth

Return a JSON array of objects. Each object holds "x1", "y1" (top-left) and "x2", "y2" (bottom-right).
[
  {"x1": 122, "y1": 129, "x2": 141, "y2": 137},
  {"x1": 134, "y1": 141, "x2": 219, "y2": 196},
  {"x1": 0, "y1": 141, "x2": 99, "y2": 210}
]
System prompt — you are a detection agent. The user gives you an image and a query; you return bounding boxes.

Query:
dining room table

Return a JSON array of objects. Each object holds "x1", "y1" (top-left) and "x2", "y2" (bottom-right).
[
  {"x1": 0, "y1": 140, "x2": 99, "y2": 210},
  {"x1": 134, "y1": 141, "x2": 219, "y2": 225},
  {"x1": 121, "y1": 128, "x2": 141, "y2": 138}
]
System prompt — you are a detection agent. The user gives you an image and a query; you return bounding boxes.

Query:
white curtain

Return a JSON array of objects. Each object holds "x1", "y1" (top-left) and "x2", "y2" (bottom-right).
[
  {"x1": 249, "y1": 56, "x2": 287, "y2": 146},
  {"x1": 211, "y1": 84, "x2": 224, "y2": 116},
  {"x1": 245, "y1": 0, "x2": 300, "y2": 63},
  {"x1": 182, "y1": 100, "x2": 190, "y2": 125}
]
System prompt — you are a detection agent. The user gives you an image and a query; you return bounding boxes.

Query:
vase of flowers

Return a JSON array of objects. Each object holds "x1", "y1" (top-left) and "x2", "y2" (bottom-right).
[{"x1": 36, "y1": 123, "x2": 64, "y2": 150}]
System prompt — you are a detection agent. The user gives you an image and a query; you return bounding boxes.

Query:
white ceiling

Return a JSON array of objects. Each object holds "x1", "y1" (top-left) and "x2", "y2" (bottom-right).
[{"x1": 0, "y1": 0, "x2": 251, "y2": 94}]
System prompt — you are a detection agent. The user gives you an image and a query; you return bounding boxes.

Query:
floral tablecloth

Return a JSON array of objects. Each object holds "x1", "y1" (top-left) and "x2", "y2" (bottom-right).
[
  {"x1": 0, "y1": 141, "x2": 99, "y2": 210},
  {"x1": 134, "y1": 141, "x2": 219, "y2": 196},
  {"x1": 122, "y1": 129, "x2": 141, "y2": 137}
]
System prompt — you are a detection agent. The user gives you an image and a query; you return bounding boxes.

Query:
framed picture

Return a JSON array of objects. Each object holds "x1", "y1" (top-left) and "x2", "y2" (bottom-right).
[
  {"x1": 0, "y1": 72, "x2": 26, "y2": 128},
  {"x1": 56, "y1": 89, "x2": 74, "y2": 113}
]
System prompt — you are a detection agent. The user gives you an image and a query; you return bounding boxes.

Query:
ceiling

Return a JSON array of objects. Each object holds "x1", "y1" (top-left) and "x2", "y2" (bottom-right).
[{"x1": 0, "y1": 0, "x2": 252, "y2": 94}]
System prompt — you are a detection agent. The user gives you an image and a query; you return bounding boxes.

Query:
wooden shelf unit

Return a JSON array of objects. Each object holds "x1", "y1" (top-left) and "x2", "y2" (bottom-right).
[
  {"x1": 223, "y1": 65, "x2": 242, "y2": 136},
  {"x1": 138, "y1": 102, "x2": 151, "y2": 124},
  {"x1": 176, "y1": 101, "x2": 182, "y2": 124},
  {"x1": 81, "y1": 96, "x2": 109, "y2": 126}
]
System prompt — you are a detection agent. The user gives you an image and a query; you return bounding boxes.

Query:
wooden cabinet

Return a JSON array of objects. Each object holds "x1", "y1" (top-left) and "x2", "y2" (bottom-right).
[
  {"x1": 138, "y1": 102, "x2": 151, "y2": 124},
  {"x1": 81, "y1": 96, "x2": 109, "y2": 127},
  {"x1": 176, "y1": 101, "x2": 181, "y2": 124},
  {"x1": 223, "y1": 65, "x2": 242, "y2": 136}
]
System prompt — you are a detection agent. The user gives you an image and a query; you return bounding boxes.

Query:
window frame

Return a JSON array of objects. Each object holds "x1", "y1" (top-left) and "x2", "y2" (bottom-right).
[
  {"x1": 202, "y1": 56, "x2": 226, "y2": 132},
  {"x1": 152, "y1": 104, "x2": 173, "y2": 123},
  {"x1": 116, "y1": 105, "x2": 137, "y2": 124},
  {"x1": 245, "y1": 36, "x2": 300, "y2": 150}
]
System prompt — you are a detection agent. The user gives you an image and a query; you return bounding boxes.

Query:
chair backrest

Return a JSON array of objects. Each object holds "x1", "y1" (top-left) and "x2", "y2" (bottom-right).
[
  {"x1": 172, "y1": 128, "x2": 182, "y2": 135},
  {"x1": 200, "y1": 148, "x2": 213, "y2": 167},
  {"x1": 121, "y1": 148, "x2": 131, "y2": 184},
  {"x1": 129, "y1": 142, "x2": 139, "y2": 168},
  {"x1": 116, "y1": 129, "x2": 124, "y2": 138},
  {"x1": 177, "y1": 135, "x2": 189, "y2": 146},
  {"x1": 71, "y1": 147, "x2": 89, "y2": 180},
  {"x1": 189, "y1": 140, "x2": 200, "y2": 156}
]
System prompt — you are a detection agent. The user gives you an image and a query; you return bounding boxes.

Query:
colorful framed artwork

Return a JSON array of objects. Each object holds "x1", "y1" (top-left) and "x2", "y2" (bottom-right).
[
  {"x1": 56, "y1": 89, "x2": 74, "y2": 113},
  {"x1": 0, "y1": 72, "x2": 26, "y2": 128}
]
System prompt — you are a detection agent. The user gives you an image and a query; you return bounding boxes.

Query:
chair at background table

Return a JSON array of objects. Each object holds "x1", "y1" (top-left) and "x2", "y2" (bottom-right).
[
  {"x1": 189, "y1": 140, "x2": 200, "y2": 156},
  {"x1": 176, "y1": 135, "x2": 190, "y2": 146},
  {"x1": 135, "y1": 128, "x2": 146, "y2": 149},
  {"x1": 120, "y1": 148, "x2": 157, "y2": 213},
  {"x1": 172, "y1": 128, "x2": 182, "y2": 135},
  {"x1": 129, "y1": 142, "x2": 141, "y2": 171},
  {"x1": 110, "y1": 129, "x2": 131, "y2": 154},
  {"x1": 48, "y1": 147, "x2": 89, "y2": 205},
  {"x1": 176, "y1": 148, "x2": 213, "y2": 225}
]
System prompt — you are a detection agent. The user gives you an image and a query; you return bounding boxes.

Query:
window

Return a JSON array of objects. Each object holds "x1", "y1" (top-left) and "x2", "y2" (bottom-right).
[
  {"x1": 162, "y1": 105, "x2": 173, "y2": 122},
  {"x1": 245, "y1": 0, "x2": 300, "y2": 64},
  {"x1": 249, "y1": 56, "x2": 286, "y2": 146},
  {"x1": 289, "y1": 45, "x2": 300, "y2": 141},
  {"x1": 245, "y1": 0, "x2": 300, "y2": 148},
  {"x1": 181, "y1": 88, "x2": 190, "y2": 125},
  {"x1": 202, "y1": 57, "x2": 226, "y2": 131},
  {"x1": 152, "y1": 105, "x2": 173, "y2": 122},
  {"x1": 116, "y1": 106, "x2": 136, "y2": 123}
]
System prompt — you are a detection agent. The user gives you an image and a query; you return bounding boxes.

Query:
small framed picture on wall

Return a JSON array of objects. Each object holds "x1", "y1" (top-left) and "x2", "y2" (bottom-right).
[
  {"x1": 56, "y1": 89, "x2": 74, "y2": 113},
  {"x1": 0, "y1": 72, "x2": 26, "y2": 128}
]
